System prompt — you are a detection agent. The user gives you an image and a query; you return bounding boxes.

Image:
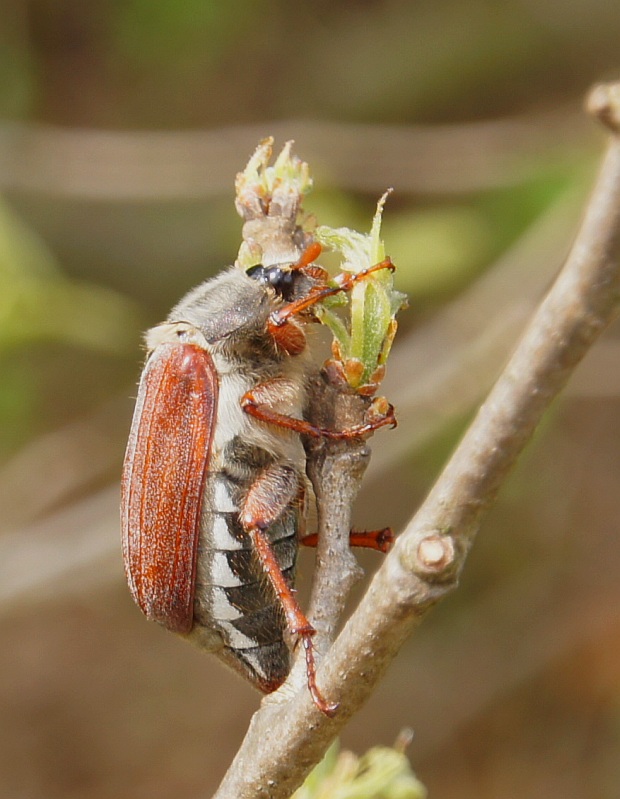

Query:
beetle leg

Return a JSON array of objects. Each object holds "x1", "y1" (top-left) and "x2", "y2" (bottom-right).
[
  {"x1": 241, "y1": 464, "x2": 338, "y2": 717},
  {"x1": 301, "y1": 527, "x2": 394, "y2": 554},
  {"x1": 291, "y1": 241, "x2": 323, "y2": 271},
  {"x1": 299, "y1": 264, "x2": 330, "y2": 283},
  {"x1": 266, "y1": 317, "x2": 307, "y2": 356},
  {"x1": 242, "y1": 380, "x2": 396, "y2": 439}
]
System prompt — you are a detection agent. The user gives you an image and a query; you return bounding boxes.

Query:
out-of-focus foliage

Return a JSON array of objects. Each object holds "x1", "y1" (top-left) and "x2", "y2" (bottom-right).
[
  {"x1": 385, "y1": 165, "x2": 586, "y2": 301},
  {"x1": 293, "y1": 741, "x2": 426, "y2": 799},
  {"x1": 113, "y1": 0, "x2": 260, "y2": 70},
  {"x1": 0, "y1": 198, "x2": 141, "y2": 454},
  {"x1": 0, "y1": 199, "x2": 140, "y2": 353}
]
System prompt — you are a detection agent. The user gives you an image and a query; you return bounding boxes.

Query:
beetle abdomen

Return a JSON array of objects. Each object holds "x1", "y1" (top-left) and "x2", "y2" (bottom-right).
[{"x1": 192, "y1": 470, "x2": 299, "y2": 692}]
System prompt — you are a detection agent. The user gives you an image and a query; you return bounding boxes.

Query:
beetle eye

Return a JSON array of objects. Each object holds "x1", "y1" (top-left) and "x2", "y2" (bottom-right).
[
  {"x1": 246, "y1": 264, "x2": 265, "y2": 281},
  {"x1": 267, "y1": 268, "x2": 284, "y2": 287},
  {"x1": 247, "y1": 264, "x2": 296, "y2": 299},
  {"x1": 269, "y1": 268, "x2": 296, "y2": 299}
]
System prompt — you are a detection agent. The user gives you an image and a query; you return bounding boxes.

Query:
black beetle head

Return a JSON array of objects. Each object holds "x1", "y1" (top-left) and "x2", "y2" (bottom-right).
[{"x1": 246, "y1": 264, "x2": 298, "y2": 301}]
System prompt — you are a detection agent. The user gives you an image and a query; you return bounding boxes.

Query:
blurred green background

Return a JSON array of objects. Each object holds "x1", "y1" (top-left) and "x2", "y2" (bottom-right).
[{"x1": 0, "y1": 2, "x2": 619, "y2": 797}]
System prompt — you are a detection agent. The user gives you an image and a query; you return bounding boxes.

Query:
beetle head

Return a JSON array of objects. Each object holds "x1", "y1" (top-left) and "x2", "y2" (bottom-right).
[
  {"x1": 245, "y1": 263, "x2": 297, "y2": 301},
  {"x1": 245, "y1": 242, "x2": 323, "y2": 303}
]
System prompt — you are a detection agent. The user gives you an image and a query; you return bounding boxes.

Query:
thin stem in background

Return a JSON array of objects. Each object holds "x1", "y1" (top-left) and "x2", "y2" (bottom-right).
[{"x1": 0, "y1": 109, "x2": 588, "y2": 199}]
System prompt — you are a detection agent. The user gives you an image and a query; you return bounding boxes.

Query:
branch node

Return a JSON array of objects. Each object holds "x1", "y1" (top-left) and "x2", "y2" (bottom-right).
[
  {"x1": 586, "y1": 80, "x2": 620, "y2": 134},
  {"x1": 402, "y1": 533, "x2": 457, "y2": 581}
]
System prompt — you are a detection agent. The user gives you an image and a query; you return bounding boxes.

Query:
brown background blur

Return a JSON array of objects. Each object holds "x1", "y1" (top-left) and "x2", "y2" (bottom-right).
[{"x1": 0, "y1": 1, "x2": 619, "y2": 797}]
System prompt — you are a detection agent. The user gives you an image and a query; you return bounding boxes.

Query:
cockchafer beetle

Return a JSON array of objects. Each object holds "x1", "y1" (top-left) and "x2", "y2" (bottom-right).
[{"x1": 121, "y1": 242, "x2": 395, "y2": 715}]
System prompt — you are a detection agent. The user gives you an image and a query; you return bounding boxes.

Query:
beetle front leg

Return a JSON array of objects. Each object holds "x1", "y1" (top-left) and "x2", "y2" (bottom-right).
[
  {"x1": 270, "y1": 254, "x2": 395, "y2": 327},
  {"x1": 241, "y1": 463, "x2": 338, "y2": 717},
  {"x1": 241, "y1": 379, "x2": 396, "y2": 439}
]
